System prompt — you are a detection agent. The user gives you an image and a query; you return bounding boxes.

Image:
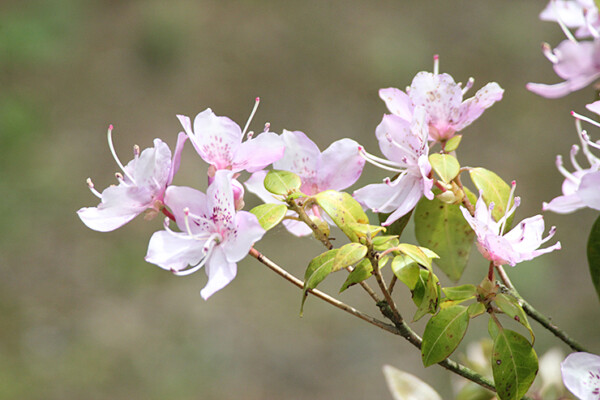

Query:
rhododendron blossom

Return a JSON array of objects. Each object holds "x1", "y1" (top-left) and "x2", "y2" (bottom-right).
[
  {"x1": 379, "y1": 56, "x2": 504, "y2": 142},
  {"x1": 540, "y1": 0, "x2": 599, "y2": 39},
  {"x1": 561, "y1": 352, "x2": 600, "y2": 400},
  {"x1": 78, "y1": 127, "x2": 187, "y2": 232},
  {"x1": 544, "y1": 105, "x2": 600, "y2": 213},
  {"x1": 461, "y1": 184, "x2": 561, "y2": 267},
  {"x1": 354, "y1": 107, "x2": 433, "y2": 226},
  {"x1": 145, "y1": 170, "x2": 265, "y2": 299},
  {"x1": 245, "y1": 130, "x2": 365, "y2": 236}
]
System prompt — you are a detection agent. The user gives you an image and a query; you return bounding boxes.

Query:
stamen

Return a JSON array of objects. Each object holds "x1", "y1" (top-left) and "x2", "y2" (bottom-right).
[
  {"x1": 552, "y1": 0, "x2": 578, "y2": 42},
  {"x1": 462, "y1": 77, "x2": 475, "y2": 96},
  {"x1": 542, "y1": 43, "x2": 559, "y2": 64},
  {"x1": 358, "y1": 146, "x2": 405, "y2": 173},
  {"x1": 569, "y1": 144, "x2": 583, "y2": 171},
  {"x1": 242, "y1": 97, "x2": 260, "y2": 139},
  {"x1": 107, "y1": 125, "x2": 136, "y2": 184},
  {"x1": 540, "y1": 226, "x2": 557, "y2": 244},
  {"x1": 263, "y1": 122, "x2": 271, "y2": 132},
  {"x1": 433, "y1": 54, "x2": 439, "y2": 75},
  {"x1": 556, "y1": 155, "x2": 579, "y2": 182},
  {"x1": 86, "y1": 178, "x2": 102, "y2": 198},
  {"x1": 572, "y1": 111, "x2": 600, "y2": 129}
]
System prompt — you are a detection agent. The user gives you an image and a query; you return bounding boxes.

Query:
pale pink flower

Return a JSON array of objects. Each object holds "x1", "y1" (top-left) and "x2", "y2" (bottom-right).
[
  {"x1": 78, "y1": 127, "x2": 187, "y2": 232},
  {"x1": 145, "y1": 170, "x2": 265, "y2": 299},
  {"x1": 540, "y1": 0, "x2": 599, "y2": 39},
  {"x1": 544, "y1": 105, "x2": 600, "y2": 213},
  {"x1": 379, "y1": 56, "x2": 503, "y2": 142},
  {"x1": 177, "y1": 99, "x2": 284, "y2": 176},
  {"x1": 354, "y1": 107, "x2": 434, "y2": 226},
  {"x1": 461, "y1": 184, "x2": 561, "y2": 267},
  {"x1": 561, "y1": 352, "x2": 600, "y2": 400},
  {"x1": 245, "y1": 130, "x2": 365, "y2": 236}
]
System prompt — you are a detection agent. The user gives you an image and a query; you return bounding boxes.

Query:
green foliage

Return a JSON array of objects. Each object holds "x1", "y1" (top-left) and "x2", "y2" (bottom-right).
[
  {"x1": 301, "y1": 249, "x2": 338, "y2": 313},
  {"x1": 467, "y1": 302, "x2": 486, "y2": 318},
  {"x1": 249, "y1": 204, "x2": 287, "y2": 231},
  {"x1": 346, "y1": 222, "x2": 385, "y2": 240},
  {"x1": 412, "y1": 270, "x2": 441, "y2": 321},
  {"x1": 494, "y1": 294, "x2": 534, "y2": 344},
  {"x1": 587, "y1": 214, "x2": 600, "y2": 302},
  {"x1": 444, "y1": 135, "x2": 462, "y2": 153},
  {"x1": 315, "y1": 190, "x2": 369, "y2": 242},
  {"x1": 372, "y1": 235, "x2": 400, "y2": 251},
  {"x1": 379, "y1": 209, "x2": 413, "y2": 237},
  {"x1": 491, "y1": 329, "x2": 538, "y2": 400},
  {"x1": 332, "y1": 243, "x2": 367, "y2": 272},
  {"x1": 469, "y1": 167, "x2": 512, "y2": 225},
  {"x1": 396, "y1": 243, "x2": 438, "y2": 271},
  {"x1": 264, "y1": 170, "x2": 302, "y2": 195},
  {"x1": 414, "y1": 189, "x2": 476, "y2": 281},
  {"x1": 391, "y1": 255, "x2": 420, "y2": 289},
  {"x1": 443, "y1": 284, "x2": 477, "y2": 301},
  {"x1": 429, "y1": 153, "x2": 460, "y2": 183},
  {"x1": 421, "y1": 305, "x2": 470, "y2": 367},
  {"x1": 340, "y1": 259, "x2": 372, "y2": 292}
]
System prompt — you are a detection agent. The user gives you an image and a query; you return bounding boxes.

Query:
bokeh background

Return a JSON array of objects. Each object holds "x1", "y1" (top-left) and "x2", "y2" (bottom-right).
[{"x1": 1, "y1": 1, "x2": 599, "y2": 399}]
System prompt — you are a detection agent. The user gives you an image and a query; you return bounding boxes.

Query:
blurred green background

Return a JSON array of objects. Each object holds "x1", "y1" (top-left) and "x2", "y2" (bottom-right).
[{"x1": 1, "y1": 1, "x2": 598, "y2": 399}]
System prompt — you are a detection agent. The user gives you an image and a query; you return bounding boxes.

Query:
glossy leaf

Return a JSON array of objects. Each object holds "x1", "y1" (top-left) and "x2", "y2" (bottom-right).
[
  {"x1": 492, "y1": 330, "x2": 538, "y2": 400},
  {"x1": 467, "y1": 302, "x2": 486, "y2": 318},
  {"x1": 379, "y1": 209, "x2": 413, "y2": 237},
  {"x1": 249, "y1": 203, "x2": 287, "y2": 231},
  {"x1": 488, "y1": 317, "x2": 500, "y2": 339},
  {"x1": 587, "y1": 214, "x2": 600, "y2": 302},
  {"x1": 264, "y1": 170, "x2": 302, "y2": 195},
  {"x1": 372, "y1": 235, "x2": 400, "y2": 251},
  {"x1": 444, "y1": 134, "x2": 462, "y2": 153},
  {"x1": 413, "y1": 270, "x2": 440, "y2": 321},
  {"x1": 397, "y1": 243, "x2": 438, "y2": 271},
  {"x1": 301, "y1": 249, "x2": 338, "y2": 313},
  {"x1": 414, "y1": 189, "x2": 476, "y2": 281},
  {"x1": 383, "y1": 365, "x2": 442, "y2": 400},
  {"x1": 443, "y1": 284, "x2": 477, "y2": 301},
  {"x1": 391, "y1": 255, "x2": 420, "y2": 290},
  {"x1": 421, "y1": 305, "x2": 470, "y2": 367},
  {"x1": 332, "y1": 243, "x2": 367, "y2": 272},
  {"x1": 347, "y1": 222, "x2": 385, "y2": 240},
  {"x1": 469, "y1": 167, "x2": 512, "y2": 225},
  {"x1": 315, "y1": 190, "x2": 369, "y2": 242},
  {"x1": 495, "y1": 294, "x2": 534, "y2": 344},
  {"x1": 340, "y1": 258, "x2": 372, "y2": 292},
  {"x1": 429, "y1": 153, "x2": 460, "y2": 183}
]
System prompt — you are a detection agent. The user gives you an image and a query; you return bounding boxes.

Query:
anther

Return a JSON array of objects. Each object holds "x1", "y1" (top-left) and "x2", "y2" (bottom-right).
[
  {"x1": 133, "y1": 144, "x2": 140, "y2": 157},
  {"x1": 542, "y1": 43, "x2": 559, "y2": 64},
  {"x1": 263, "y1": 122, "x2": 271, "y2": 132},
  {"x1": 462, "y1": 77, "x2": 475, "y2": 95},
  {"x1": 86, "y1": 178, "x2": 102, "y2": 198}
]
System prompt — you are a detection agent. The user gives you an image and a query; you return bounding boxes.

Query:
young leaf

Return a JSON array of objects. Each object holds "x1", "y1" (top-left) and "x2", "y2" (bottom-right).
[
  {"x1": 264, "y1": 170, "x2": 302, "y2": 195},
  {"x1": 488, "y1": 317, "x2": 500, "y2": 339},
  {"x1": 340, "y1": 258, "x2": 372, "y2": 292},
  {"x1": 494, "y1": 294, "x2": 534, "y2": 344},
  {"x1": 443, "y1": 134, "x2": 462, "y2": 153},
  {"x1": 443, "y1": 284, "x2": 477, "y2": 301},
  {"x1": 372, "y1": 235, "x2": 400, "y2": 251},
  {"x1": 315, "y1": 190, "x2": 369, "y2": 242},
  {"x1": 467, "y1": 302, "x2": 486, "y2": 318},
  {"x1": 332, "y1": 243, "x2": 367, "y2": 272},
  {"x1": 413, "y1": 270, "x2": 440, "y2": 321},
  {"x1": 492, "y1": 329, "x2": 539, "y2": 400},
  {"x1": 397, "y1": 243, "x2": 438, "y2": 271},
  {"x1": 587, "y1": 214, "x2": 600, "y2": 302},
  {"x1": 347, "y1": 222, "x2": 385, "y2": 240},
  {"x1": 429, "y1": 153, "x2": 460, "y2": 183},
  {"x1": 469, "y1": 167, "x2": 512, "y2": 224},
  {"x1": 249, "y1": 203, "x2": 287, "y2": 231},
  {"x1": 379, "y1": 209, "x2": 413, "y2": 237},
  {"x1": 391, "y1": 255, "x2": 420, "y2": 290},
  {"x1": 301, "y1": 249, "x2": 338, "y2": 312},
  {"x1": 414, "y1": 190, "x2": 476, "y2": 281},
  {"x1": 382, "y1": 365, "x2": 443, "y2": 400},
  {"x1": 421, "y1": 305, "x2": 470, "y2": 367}
]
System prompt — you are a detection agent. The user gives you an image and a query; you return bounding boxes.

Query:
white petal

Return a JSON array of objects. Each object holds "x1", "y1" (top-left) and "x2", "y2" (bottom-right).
[
  {"x1": 561, "y1": 352, "x2": 600, "y2": 400},
  {"x1": 200, "y1": 247, "x2": 237, "y2": 300},
  {"x1": 145, "y1": 230, "x2": 205, "y2": 272}
]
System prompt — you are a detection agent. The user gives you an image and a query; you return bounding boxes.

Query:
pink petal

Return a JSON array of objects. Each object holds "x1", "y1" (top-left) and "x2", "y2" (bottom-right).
[
  {"x1": 77, "y1": 205, "x2": 140, "y2": 232},
  {"x1": 453, "y1": 82, "x2": 504, "y2": 132},
  {"x1": 164, "y1": 185, "x2": 209, "y2": 232},
  {"x1": 579, "y1": 170, "x2": 600, "y2": 210},
  {"x1": 543, "y1": 193, "x2": 586, "y2": 213},
  {"x1": 124, "y1": 139, "x2": 172, "y2": 190},
  {"x1": 245, "y1": 170, "x2": 280, "y2": 204},
  {"x1": 274, "y1": 130, "x2": 321, "y2": 185},
  {"x1": 145, "y1": 230, "x2": 205, "y2": 272},
  {"x1": 318, "y1": 138, "x2": 365, "y2": 191},
  {"x1": 222, "y1": 211, "x2": 265, "y2": 262},
  {"x1": 586, "y1": 100, "x2": 600, "y2": 115},
  {"x1": 200, "y1": 246, "x2": 237, "y2": 300},
  {"x1": 232, "y1": 131, "x2": 285, "y2": 173},
  {"x1": 553, "y1": 40, "x2": 597, "y2": 80},
  {"x1": 282, "y1": 218, "x2": 314, "y2": 237},
  {"x1": 375, "y1": 114, "x2": 417, "y2": 165},
  {"x1": 207, "y1": 170, "x2": 236, "y2": 231},
  {"x1": 167, "y1": 132, "x2": 188, "y2": 185},
  {"x1": 540, "y1": 1, "x2": 587, "y2": 28},
  {"x1": 379, "y1": 87, "x2": 414, "y2": 121}
]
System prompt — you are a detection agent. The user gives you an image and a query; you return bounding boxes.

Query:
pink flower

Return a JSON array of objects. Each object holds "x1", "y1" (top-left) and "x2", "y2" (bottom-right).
[
  {"x1": 544, "y1": 105, "x2": 600, "y2": 213},
  {"x1": 561, "y1": 352, "x2": 600, "y2": 400},
  {"x1": 177, "y1": 100, "x2": 284, "y2": 176},
  {"x1": 78, "y1": 126, "x2": 187, "y2": 232},
  {"x1": 145, "y1": 170, "x2": 265, "y2": 299},
  {"x1": 379, "y1": 56, "x2": 503, "y2": 141},
  {"x1": 461, "y1": 184, "x2": 561, "y2": 267},
  {"x1": 245, "y1": 130, "x2": 365, "y2": 236},
  {"x1": 540, "y1": 0, "x2": 599, "y2": 39},
  {"x1": 354, "y1": 107, "x2": 434, "y2": 226}
]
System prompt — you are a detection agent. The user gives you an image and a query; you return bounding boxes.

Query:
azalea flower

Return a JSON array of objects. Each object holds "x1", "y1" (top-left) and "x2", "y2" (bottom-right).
[
  {"x1": 145, "y1": 170, "x2": 265, "y2": 299},
  {"x1": 561, "y1": 352, "x2": 600, "y2": 400},
  {"x1": 460, "y1": 184, "x2": 561, "y2": 267},
  {"x1": 354, "y1": 106, "x2": 434, "y2": 226},
  {"x1": 543, "y1": 106, "x2": 600, "y2": 213},
  {"x1": 245, "y1": 130, "x2": 365, "y2": 236},
  {"x1": 78, "y1": 126, "x2": 187, "y2": 232},
  {"x1": 379, "y1": 55, "x2": 504, "y2": 142},
  {"x1": 176, "y1": 99, "x2": 285, "y2": 177},
  {"x1": 539, "y1": 0, "x2": 599, "y2": 39}
]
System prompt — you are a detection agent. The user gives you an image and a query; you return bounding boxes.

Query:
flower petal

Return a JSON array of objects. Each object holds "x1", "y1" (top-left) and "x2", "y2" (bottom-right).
[
  {"x1": 164, "y1": 185, "x2": 209, "y2": 232},
  {"x1": 561, "y1": 352, "x2": 600, "y2": 400},
  {"x1": 200, "y1": 246, "x2": 237, "y2": 300},
  {"x1": 318, "y1": 138, "x2": 365, "y2": 191},
  {"x1": 453, "y1": 82, "x2": 504, "y2": 132},
  {"x1": 222, "y1": 210, "x2": 265, "y2": 263},
  {"x1": 274, "y1": 130, "x2": 321, "y2": 188},
  {"x1": 379, "y1": 87, "x2": 414, "y2": 121},
  {"x1": 167, "y1": 132, "x2": 188, "y2": 186},
  {"x1": 232, "y1": 131, "x2": 285, "y2": 173},
  {"x1": 145, "y1": 230, "x2": 205, "y2": 272}
]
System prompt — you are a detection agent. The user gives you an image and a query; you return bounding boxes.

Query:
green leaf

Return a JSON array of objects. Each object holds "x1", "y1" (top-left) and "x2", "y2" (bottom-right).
[
  {"x1": 301, "y1": 249, "x2": 338, "y2": 313},
  {"x1": 372, "y1": 235, "x2": 400, "y2": 251},
  {"x1": 379, "y1": 209, "x2": 413, "y2": 237},
  {"x1": 264, "y1": 170, "x2": 302, "y2": 195},
  {"x1": 249, "y1": 203, "x2": 287, "y2": 231},
  {"x1": 444, "y1": 135, "x2": 462, "y2": 153},
  {"x1": 587, "y1": 214, "x2": 600, "y2": 302},
  {"x1": 469, "y1": 167, "x2": 512, "y2": 225},
  {"x1": 340, "y1": 258, "x2": 372, "y2": 292},
  {"x1": 443, "y1": 284, "x2": 477, "y2": 301},
  {"x1": 467, "y1": 302, "x2": 486, "y2": 318},
  {"x1": 429, "y1": 153, "x2": 460, "y2": 183},
  {"x1": 315, "y1": 190, "x2": 369, "y2": 242},
  {"x1": 391, "y1": 255, "x2": 420, "y2": 290},
  {"x1": 488, "y1": 317, "x2": 500, "y2": 339},
  {"x1": 413, "y1": 270, "x2": 440, "y2": 321},
  {"x1": 414, "y1": 189, "x2": 476, "y2": 281},
  {"x1": 347, "y1": 222, "x2": 385, "y2": 239},
  {"x1": 332, "y1": 243, "x2": 367, "y2": 272},
  {"x1": 397, "y1": 243, "x2": 438, "y2": 271},
  {"x1": 421, "y1": 305, "x2": 470, "y2": 367},
  {"x1": 492, "y1": 330, "x2": 538, "y2": 400},
  {"x1": 494, "y1": 294, "x2": 534, "y2": 344},
  {"x1": 382, "y1": 365, "x2": 443, "y2": 400}
]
